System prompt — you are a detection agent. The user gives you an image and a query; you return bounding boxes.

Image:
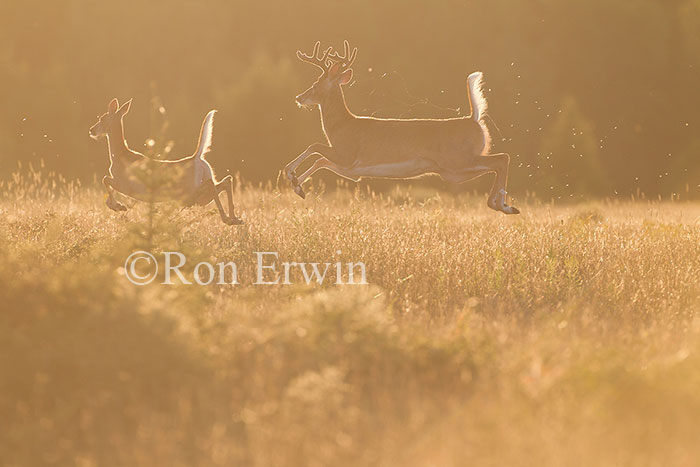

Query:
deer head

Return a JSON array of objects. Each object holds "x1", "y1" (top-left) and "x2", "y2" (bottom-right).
[
  {"x1": 89, "y1": 98, "x2": 132, "y2": 139},
  {"x1": 295, "y1": 40, "x2": 357, "y2": 110}
]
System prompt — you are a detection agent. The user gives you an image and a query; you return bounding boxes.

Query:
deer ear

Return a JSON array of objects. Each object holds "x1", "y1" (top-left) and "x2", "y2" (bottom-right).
[
  {"x1": 118, "y1": 98, "x2": 132, "y2": 116},
  {"x1": 338, "y1": 68, "x2": 353, "y2": 85},
  {"x1": 108, "y1": 98, "x2": 119, "y2": 114}
]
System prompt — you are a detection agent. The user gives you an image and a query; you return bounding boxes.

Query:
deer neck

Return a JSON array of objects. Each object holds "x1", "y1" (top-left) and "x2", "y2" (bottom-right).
[
  {"x1": 106, "y1": 120, "x2": 130, "y2": 160},
  {"x1": 320, "y1": 86, "x2": 353, "y2": 138}
]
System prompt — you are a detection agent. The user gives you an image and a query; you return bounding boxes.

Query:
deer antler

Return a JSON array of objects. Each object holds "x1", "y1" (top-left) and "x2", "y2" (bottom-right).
[
  {"x1": 296, "y1": 41, "x2": 333, "y2": 74},
  {"x1": 328, "y1": 40, "x2": 357, "y2": 70}
]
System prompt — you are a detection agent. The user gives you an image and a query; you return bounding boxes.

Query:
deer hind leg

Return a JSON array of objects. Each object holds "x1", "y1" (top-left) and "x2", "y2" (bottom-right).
[
  {"x1": 216, "y1": 175, "x2": 244, "y2": 225},
  {"x1": 440, "y1": 153, "x2": 519, "y2": 215},
  {"x1": 102, "y1": 175, "x2": 128, "y2": 212},
  {"x1": 195, "y1": 178, "x2": 244, "y2": 225},
  {"x1": 481, "y1": 153, "x2": 519, "y2": 214}
]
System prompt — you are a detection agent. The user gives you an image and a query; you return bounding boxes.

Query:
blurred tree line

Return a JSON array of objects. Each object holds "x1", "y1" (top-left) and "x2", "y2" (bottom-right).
[{"x1": 0, "y1": 0, "x2": 698, "y2": 199}]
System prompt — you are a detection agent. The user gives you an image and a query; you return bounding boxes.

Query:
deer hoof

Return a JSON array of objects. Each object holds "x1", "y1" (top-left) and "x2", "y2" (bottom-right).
[
  {"x1": 107, "y1": 201, "x2": 127, "y2": 212},
  {"x1": 293, "y1": 184, "x2": 306, "y2": 199},
  {"x1": 225, "y1": 216, "x2": 245, "y2": 225},
  {"x1": 504, "y1": 205, "x2": 520, "y2": 215}
]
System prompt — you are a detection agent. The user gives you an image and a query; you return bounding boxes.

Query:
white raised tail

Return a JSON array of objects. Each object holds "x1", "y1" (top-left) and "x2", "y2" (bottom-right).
[
  {"x1": 467, "y1": 71, "x2": 488, "y2": 122},
  {"x1": 467, "y1": 71, "x2": 492, "y2": 156},
  {"x1": 194, "y1": 110, "x2": 216, "y2": 159}
]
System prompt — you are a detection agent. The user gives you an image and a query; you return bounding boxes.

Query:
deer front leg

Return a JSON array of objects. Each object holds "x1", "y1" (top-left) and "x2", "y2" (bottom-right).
[
  {"x1": 285, "y1": 143, "x2": 333, "y2": 198},
  {"x1": 102, "y1": 176, "x2": 128, "y2": 212},
  {"x1": 296, "y1": 157, "x2": 361, "y2": 193}
]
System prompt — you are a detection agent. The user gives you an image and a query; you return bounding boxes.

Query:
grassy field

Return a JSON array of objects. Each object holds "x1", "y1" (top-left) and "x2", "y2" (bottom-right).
[{"x1": 2, "y1": 171, "x2": 700, "y2": 466}]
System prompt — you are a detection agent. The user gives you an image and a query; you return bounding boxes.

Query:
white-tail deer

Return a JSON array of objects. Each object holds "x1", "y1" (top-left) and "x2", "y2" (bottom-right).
[
  {"x1": 285, "y1": 41, "x2": 519, "y2": 214},
  {"x1": 89, "y1": 98, "x2": 243, "y2": 225}
]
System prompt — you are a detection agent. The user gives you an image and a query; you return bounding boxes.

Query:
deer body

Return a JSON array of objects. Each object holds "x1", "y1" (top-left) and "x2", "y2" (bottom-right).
[
  {"x1": 104, "y1": 132, "x2": 208, "y2": 203},
  {"x1": 322, "y1": 115, "x2": 487, "y2": 173},
  {"x1": 90, "y1": 99, "x2": 243, "y2": 224},
  {"x1": 285, "y1": 41, "x2": 519, "y2": 214},
  {"x1": 106, "y1": 154, "x2": 207, "y2": 203}
]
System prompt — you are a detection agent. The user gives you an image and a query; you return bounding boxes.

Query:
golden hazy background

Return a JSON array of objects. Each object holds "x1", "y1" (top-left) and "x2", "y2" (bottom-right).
[
  {"x1": 6, "y1": 3, "x2": 700, "y2": 465},
  {"x1": 1, "y1": 0, "x2": 699, "y2": 198}
]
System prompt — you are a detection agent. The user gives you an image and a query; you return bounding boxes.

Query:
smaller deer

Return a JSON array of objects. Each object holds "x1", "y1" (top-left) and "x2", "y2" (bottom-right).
[{"x1": 89, "y1": 98, "x2": 243, "y2": 225}]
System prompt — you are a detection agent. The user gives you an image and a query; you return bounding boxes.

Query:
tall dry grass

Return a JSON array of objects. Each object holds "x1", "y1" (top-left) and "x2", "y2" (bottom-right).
[{"x1": 2, "y1": 170, "x2": 700, "y2": 466}]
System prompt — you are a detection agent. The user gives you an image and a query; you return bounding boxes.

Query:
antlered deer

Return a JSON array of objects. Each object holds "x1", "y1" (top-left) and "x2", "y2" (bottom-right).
[
  {"x1": 285, "y1": 41, "x2": 519, "y2": 214},
  {"x1": 89, "y1": 98, "x2": 243, "y2": 225}
]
